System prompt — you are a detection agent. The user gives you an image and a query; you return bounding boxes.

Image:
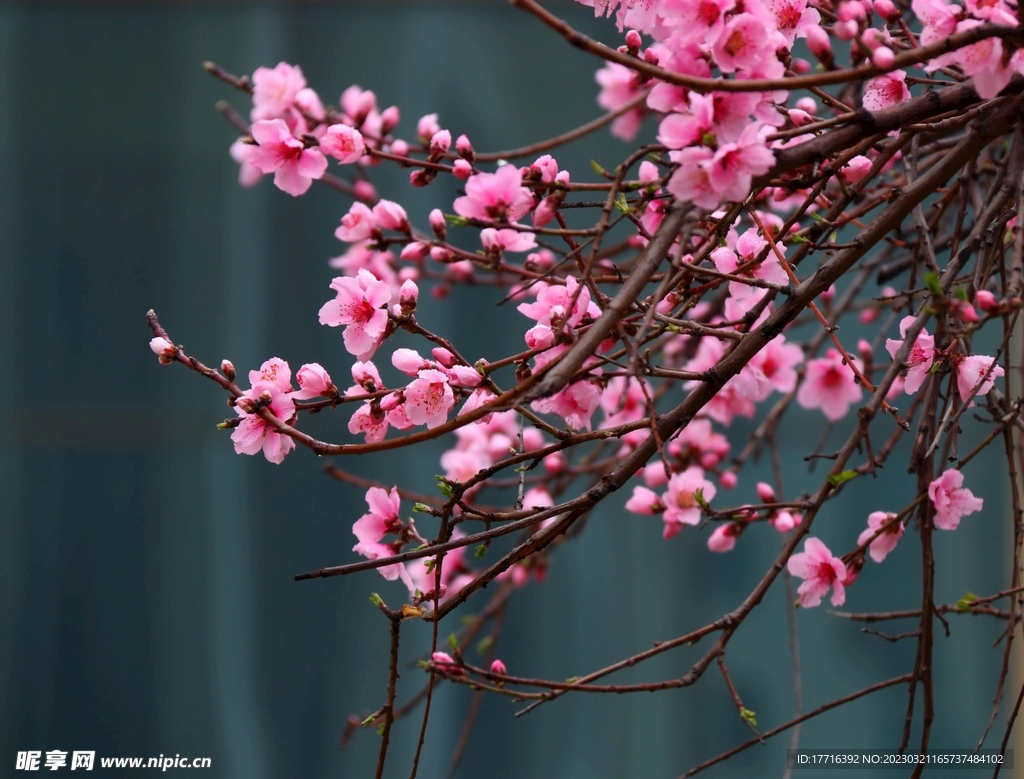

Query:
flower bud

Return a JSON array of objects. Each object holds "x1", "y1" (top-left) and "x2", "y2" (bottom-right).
[
  {"x1": 380, "y1": 105, "x2": 400, "y2": 135},
  {"x1": 642, "y1": 48, "x2": 659, "y2": 65},
  {"x1": 490, "y1": 658, "x2": 507, "y2": 675},
  {"x1": 418, "y1": 113, "x2": 441, "y2": 141},
  {"x1": 429, "y1": 208, "x2": 448, "y2": 240},
  {"x1": 400, "y1": 242, "x2": 429, "y2": 261},
  {"x1": 625, "y1": 29, "x2": 642, "y2": 52},
  {"x1": 390, "y1": 139, "x2": 410, "y2": 157},
  {"x1": 221, "y1": 359, "x2": 236, "y2": 381},
  {"x1": 456, "y1": 133, "x2": 475, "y2": 161},
  {"x1": 873, "y1": 0, "x2": 899, "y2": 20},
  {"x1": 399, "y1": 279, "x2": 419, "y2": 314},
  {"x1": 543, "y1": 452, "x2": 565, "y2": 474},
  {"x1": 353, "y1": 180, "x2": 376, "y2": 203},
  {"x1": 430, "y1": 246, "x2": 453, "y2": 263},
  {"x1": 806, "y1": 25, "x2": 833, "y2": 63},
  {"x1": 872, "y1": 45, "x2": 895, "y2": 68},
  {"x1": 149, "y1": 337, "x2": 176, "y2": 364},
  {"x1": 795, "y1": 97, "x2": 818, "y2": 114},
  {"x1": 453, "y1": 159, "x2": 473, "y2": 180},
  {"x1": 835, "y1": 19, "x2": 860, "y2": 39},
  {"x1": 430, "y1": 129, "x2": 452, "y2": 156},
  {"x1": 756, "y1": 482, "x2": 776, "y2": 503},
  {"x1": 708, "y1": 523, "x2": 739, "y2": 553},
  {"x1": 719, "y1": 471, "x2": 738, "y2": 489},
  {"x1": 791, "y1": 57, "x2": 812, "y2": 74},
  {"x1": 976, "y1": 289, "x2": 998, "y2": 312},
  {"x1": 372, "y1": 200, "x2": 410, "y2": 232}
]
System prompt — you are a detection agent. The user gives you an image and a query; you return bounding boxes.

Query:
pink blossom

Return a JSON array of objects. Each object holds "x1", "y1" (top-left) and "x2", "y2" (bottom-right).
[
  {"x1": 318, "y1": 269, "x2": 393, "y2": 360},
  {"x1": 249, "y1": 119, "x2": 328, "y2": 196},
  {"x1": 912, "y1": 0, "x2": 960, "y2": 46},
  {"x1": 531, "y1": 380, "x2": 603, "y2": 430},
  {"x1": 787, "y1": 537, "x2": 848, "y2": 607},
  {"x1": 335, "y1": 202, "x2": 377, "y2": 242},
  {"x1": 230, "y1": 138, "x2": 263, "y2": 187},
  {"x1": 481, "y1": 228, "x2": 538, "y2": 254},
  {"x1": 710, "y1": 227, "x2": 789, "y2": 299},
  {"x1": 708, "y1": 523, "x2": 741, "y2": 552},
  {"x1": 885, "y1": 316, "x2": 935, "y2": 395},
  {"x1": 666, "y1": 147, "x2": 718, "y2": 208},
  {"x1": 756, "y1": 482, "x2": 776, "y2": 502},
  {"x1": 453, "y1": 165, "x2": 535, "y2": 223},
  {"x1": 231, "y1": 358, "x2": 297, "y2": 465},
  {"x1": 352, "y1": 487, "x2": 401, "y2": 546},
  {"x1": 348, "y1": 404, "x2": 389, "y2": 443},
  {"x1": 796, "y1": 348, "x2": 863, "y2": 421},
  {"x1": 712, "y1": 14, "x2": 772, "y2": 73},
  {"x1": 771, "y1": 510, "x2": 799, "y2": 533},
  {"x1": 953, "y1": 354, "x2": 1004, "y2": 404},
  {"x1": 404, "y1": 369, "x2": 455, "y2": 429},
  {"x1": 719, "y1": 470, "x2": 738, "y2": 489},
  {"x1": 517, "y1": 276, "x2": 599, "y2": 330},
  {"x1": 707, "y1": 123, "x2": 776, "y2": 204},
  {"x1": 749, "y1": 335, "x2": 804, "y2": 396},
  {"x1": 841, "y1": 155, "x2": 873, "y2": 183},
  {"x1": 929, "y1": 470, "x2": 984, "y2": 530},
  {"x1": 626, "y1": 485, "x2": 664, "y2": 514},
  {"x1": 595, "y1": 62, "x2": 646, "y2": 141},
  {"x1": 251, "y1": 62, "x2": 306, "y2": 121},
  {"x1": 857, "y1": 511, "x2": 904, "y2": 562},
  {"x1": 766, "y1": 0, "x2": 821, "y2": 44},
  {"x1": 372, "y1": 200, "x2": 409, "y2": 232},
  {"x1": 353, "y1": 540, "x2": 414, "y2": 591},
  {"x1": 320, "y1": 124, "x2": 365, "y2": 163},
  {"x1": 418, "y1": 113, "x2": 441, "y2": 140},
  {"x1": 292, "y1": 363, "x2": 336, "y2": 399},
  {"x1": 662, "y1": 466, "x2": 716, "y2": 538},
  {"x1": 490, "y1": 659, "x2": 507, "y2": 675},
  {"x1": 863, "y1": 70, "x2": 911, "y2": 112},
  {"x1": 948, "y1": 22, "x2": 1015, "y2": 99}
]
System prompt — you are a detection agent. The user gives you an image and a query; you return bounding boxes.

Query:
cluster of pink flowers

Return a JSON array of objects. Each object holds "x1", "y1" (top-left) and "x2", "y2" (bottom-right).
[{"x1": 178, "y1": 0, "x2": 1010, "y2": 613}]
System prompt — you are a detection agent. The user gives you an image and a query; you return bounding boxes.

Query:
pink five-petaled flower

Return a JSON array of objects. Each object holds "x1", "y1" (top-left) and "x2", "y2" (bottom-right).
[
  {"x1": 662, "y1": 466, "x2": 717, "y2": 539},
  {"x1": 787, "y1": 537, "x2": 848, "y2": 608},
  {"x1": 796, "y1": 348, "x2": 863, "y2": 421},
  {"x1": 404, "y1": 369, "x2": 455, "y2": 429},
  {"x1": 318, "y1": 269, "x2": 393, "y2": 360},
  {"x1": 928, "y1": 469, "x2": 984, "y2": 530},
  {"x1": 862, "y1": 70, "x2": 911, "y2": 112},
  {"x1": 885, "y1": 316, "x2": 935, "y2": 395},
  {"x1": 231, "y1": 357, "x2": 297, "y2": 465},
  {"x1": 453, "y1": 165, "x2": 534, "y2": 223},
  {"x1": 953, "y1": 354, "x2": 1004, "y2": 405},
  {"x1": 251, "y1": 62, "x2": 306, "y2": 121},
  {"x1": 857, "y1": 511, "x2": 905, "y2": 563},
  {"x1": 319, "y1": 124, "x2": 365, "y2": 164},
  {"x1": 480, "y1": 228, "x2": 538, "y2": 254},
  {"x1": 248, "y1": 119, "x2": 328, "y2": 197},
  {"x1": 352, "y1": 486, "x2": 401, "y2": 547}
]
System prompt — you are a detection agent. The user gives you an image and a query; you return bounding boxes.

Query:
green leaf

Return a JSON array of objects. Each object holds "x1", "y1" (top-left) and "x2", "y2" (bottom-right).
[
  {"x1": 924, "y1": 272, "x2": 942, "y2": 296},
  {"x1": 444, "y1": 213, "x2": 469, "y2": 227},
  {"x1": 565, "y1": 676, "x2": 580, "y2": 684},
  {"x1": 435, "y1": 475, "x2": 453, "y2": 498},
  {"x1": 827, "y1": 470, "x2": 858, "y2": 486},
  {"x1": 789, "y1": 233, "x2": 809, "y2": 244},
  {"x1": 475, "y1": 544, "x2": 488, "y2": 558},
  {"x1": 476, "y1": 636, "x2": 493, "y2": 655},
  {"x1": 694, "y1": 488, "x2": 710, "y2": 512},
  {"x1": 376, "y1": 724, "x2": 386, "y2": 736},
  {"x1": 361, "y1": 713, "x2": 376, "y2": 727},
  {"x1": 448, "y1": 633, "x2": 459, "y2": 651},
  {"x1": 369, "y1": 593, "x2": 383, "y2": 608},
  {"x1": 810, "y1": 211, "x2": 826, "y2": 223},
  {"x1": 424, "y1": 559, "x2": 435, "y2": 574},
  {"x1": 412, "y1": 502, "x2": 431, "y2": 513},
  {"x1": 955, "y1": 285, "x2": 969, "y2": 301},
  {"x1": 740, "y1": 708, "x2": 758, "y2": 727},
  {"x1": 590, "y1": 159, "x2": 609, "y2": 176},
  {"x1": 614, "y1": 193, "x2": 630, "y2": 214},
  {"x1": 956, "y1": 591, "x2": 979, "y2": 612}
]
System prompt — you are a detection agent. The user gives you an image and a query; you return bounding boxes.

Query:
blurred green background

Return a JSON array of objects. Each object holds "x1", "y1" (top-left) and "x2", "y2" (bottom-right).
[{"x1": 0, "y1": 2, "x2": 1015, "y2": 777}]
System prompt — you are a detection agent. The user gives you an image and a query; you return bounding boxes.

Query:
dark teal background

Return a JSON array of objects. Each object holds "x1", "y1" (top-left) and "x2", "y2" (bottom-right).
[{"x1": 0, "y1": 3, "x2": 1015, "y2": 777}]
